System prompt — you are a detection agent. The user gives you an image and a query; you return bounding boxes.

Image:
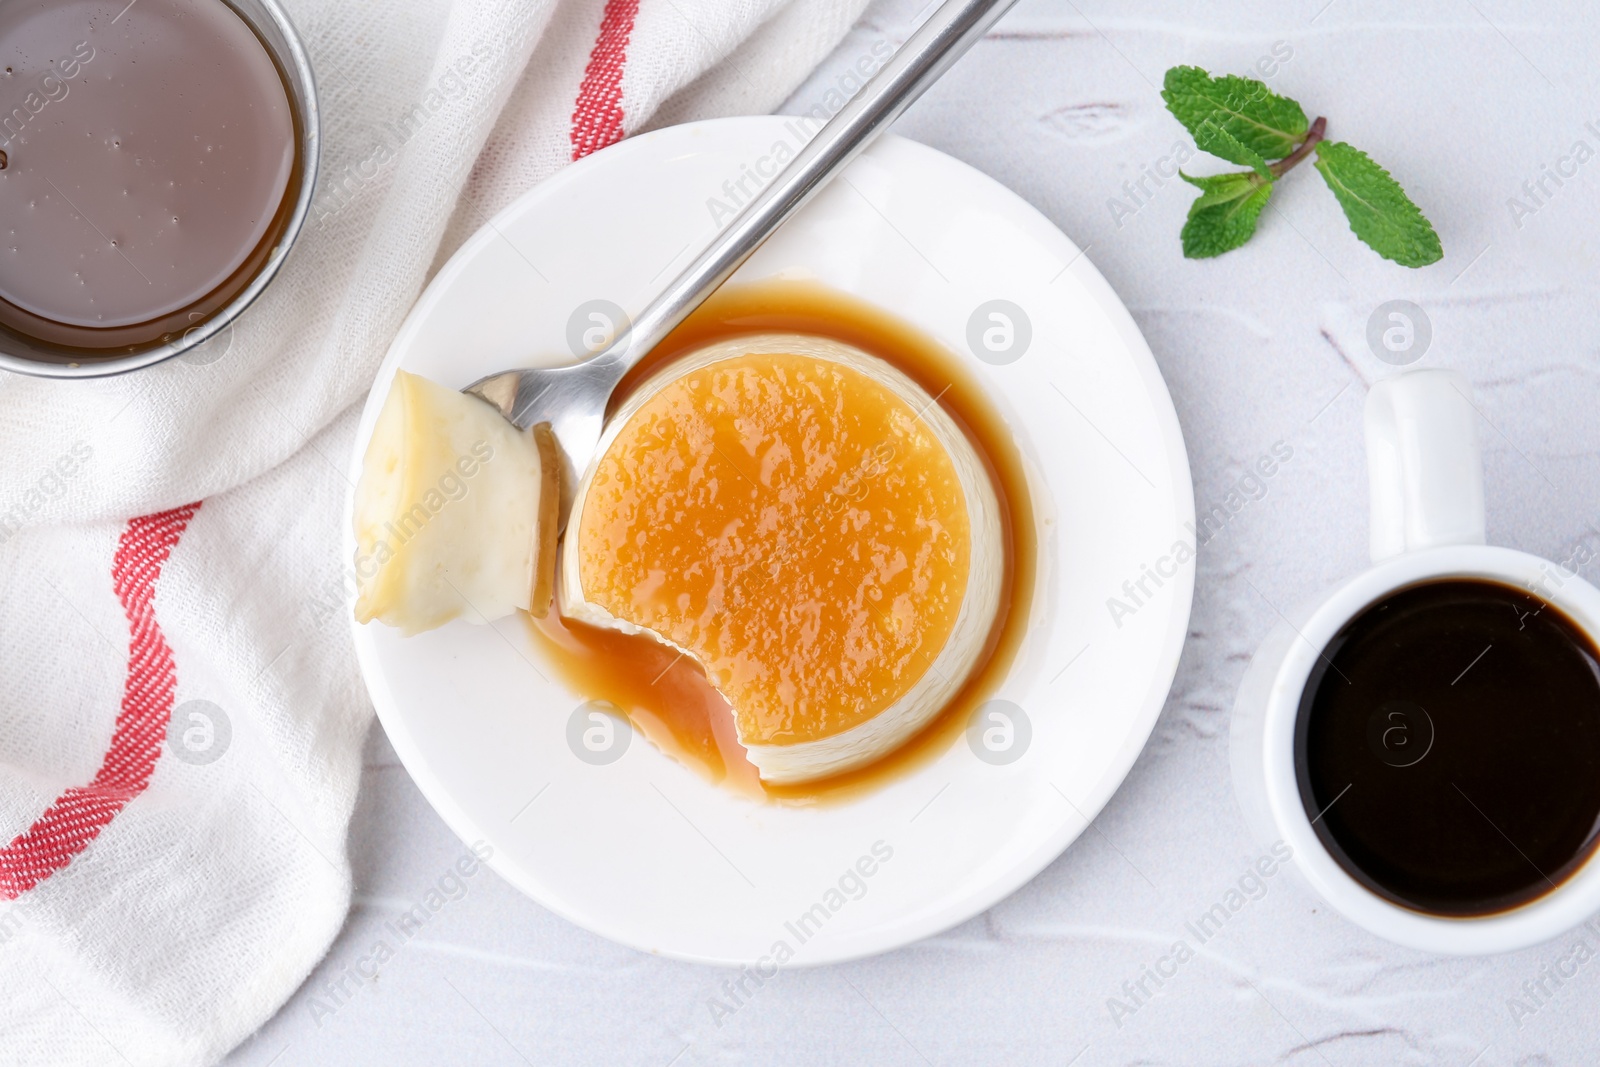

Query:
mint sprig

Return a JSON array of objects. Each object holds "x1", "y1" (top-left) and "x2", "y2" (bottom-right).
[{"x1": 1160, "y1": 66, "x2": 1442, "y2": 267}]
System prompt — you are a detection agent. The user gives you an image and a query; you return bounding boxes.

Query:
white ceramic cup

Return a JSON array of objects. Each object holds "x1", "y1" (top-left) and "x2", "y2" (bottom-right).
[{"x1": 1230, "y1": 368, "x2": 1600, "y2": 954}]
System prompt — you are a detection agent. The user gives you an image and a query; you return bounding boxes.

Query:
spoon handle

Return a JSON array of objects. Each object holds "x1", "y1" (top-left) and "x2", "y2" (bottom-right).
[{"x1": 588, "y1": 0, "x2": 1018, "y2": 384}]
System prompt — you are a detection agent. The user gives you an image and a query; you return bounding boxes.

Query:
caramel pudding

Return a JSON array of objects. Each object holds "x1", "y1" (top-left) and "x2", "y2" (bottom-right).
[
  {"x1": 561, "y1": 334, "x2": 1004, "y2": 784},
  {"x1": 530, "y1": 281, "x2": 1036, "y2": 801}
]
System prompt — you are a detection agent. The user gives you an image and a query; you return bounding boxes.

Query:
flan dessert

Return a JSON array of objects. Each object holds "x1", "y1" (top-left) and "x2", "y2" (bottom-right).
[
  {"x1": 561, "y1": 334, "x2": 1004, "y2": 784},
  {"x1": 353, "y1": 370, "x2": 557, "y2": 634}
]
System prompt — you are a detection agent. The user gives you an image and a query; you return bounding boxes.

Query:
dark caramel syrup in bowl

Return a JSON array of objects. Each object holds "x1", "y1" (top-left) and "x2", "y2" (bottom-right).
[
  {"x1": 0, "y1": 0, "x2": 300, "y2": 353},
  {"x1": 525, "y1": 280, "x2": 1038, "y2": 805},
  {"x1": 1296, "y1": 578, "x2": 1600, "y2": 916}
]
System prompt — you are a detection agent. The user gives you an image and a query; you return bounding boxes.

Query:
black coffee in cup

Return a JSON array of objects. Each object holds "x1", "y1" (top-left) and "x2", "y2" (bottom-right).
[{"x1": 1295, "y1": 578, "x2": 1600, "y2": 916}]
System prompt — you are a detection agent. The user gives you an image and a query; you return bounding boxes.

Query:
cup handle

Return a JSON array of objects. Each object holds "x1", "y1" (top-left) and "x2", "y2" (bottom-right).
[{"x1": 1364, "y1": 369, "x2": 1486, "y2": 563}]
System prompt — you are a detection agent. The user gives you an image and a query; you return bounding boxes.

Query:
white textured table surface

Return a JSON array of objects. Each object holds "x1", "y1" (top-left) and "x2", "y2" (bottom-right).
[{"x1": 228, "y1": 1, "x2": 1600, "y2": 1063}]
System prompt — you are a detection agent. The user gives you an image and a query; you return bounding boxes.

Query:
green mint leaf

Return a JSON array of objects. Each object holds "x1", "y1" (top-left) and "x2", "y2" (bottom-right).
[
  {"x1": 1312, "y1": 141, "x2": 1442, "y2": 267},
  {"x1": 1161, "y1": 66, "x2": 1309, "y2": 178},
  {"x1": 1179, "y1": 171, "x2": 1275, "y2": 258}
]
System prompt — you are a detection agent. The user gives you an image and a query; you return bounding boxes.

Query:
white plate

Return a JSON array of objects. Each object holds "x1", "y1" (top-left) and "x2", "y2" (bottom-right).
[{"x1": 347, "y1": 117, "x2": 1194, "y2": 965}]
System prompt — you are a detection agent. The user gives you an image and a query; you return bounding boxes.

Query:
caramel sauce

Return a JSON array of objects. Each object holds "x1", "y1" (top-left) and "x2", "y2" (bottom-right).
[
  {"x1": 526, "y1": 280, "x2": 1037, "y2": 804},
  {"x1": 528, "y1": 613, "x2": 766, "y2": 798},
  {"x1": 0, "y1": 0, "x2": 303, "y2": 357}
]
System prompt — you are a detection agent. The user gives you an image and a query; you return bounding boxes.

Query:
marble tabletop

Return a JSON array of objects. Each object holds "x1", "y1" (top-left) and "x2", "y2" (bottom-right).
[{"x1": 226, "y1": 0, "x2": 1600, "y2": 1063}]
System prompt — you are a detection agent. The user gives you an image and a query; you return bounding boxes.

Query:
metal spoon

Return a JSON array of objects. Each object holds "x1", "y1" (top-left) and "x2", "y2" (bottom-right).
[{"x1": 465, "y1": 0, "x2": 1017, "y2": 524}]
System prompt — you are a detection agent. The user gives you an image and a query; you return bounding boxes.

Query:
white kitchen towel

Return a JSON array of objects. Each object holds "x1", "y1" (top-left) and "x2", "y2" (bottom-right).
[{"x1": 0, "y1": 0, "x2": 868, "y2": 1063}]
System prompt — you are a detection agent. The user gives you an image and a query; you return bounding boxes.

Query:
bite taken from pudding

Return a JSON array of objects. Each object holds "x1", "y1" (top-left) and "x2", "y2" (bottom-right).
[{"x1": 561, "y1": 334, "x2": 1004, "y2": 785}]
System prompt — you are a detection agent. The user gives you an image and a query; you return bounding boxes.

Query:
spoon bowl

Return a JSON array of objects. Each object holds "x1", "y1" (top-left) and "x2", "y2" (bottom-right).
[{"x1": 465, "y1": 351, "x2": 622, "y2": 525}]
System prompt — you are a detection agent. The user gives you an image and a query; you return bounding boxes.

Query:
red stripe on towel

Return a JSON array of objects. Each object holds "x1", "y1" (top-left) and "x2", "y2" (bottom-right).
[
  {"x1": 570, "y1": 0, "x2": 641, "y2": 160},
  {"x1": 0, "y1": 503, "x2": 201, "y2": 900}
]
